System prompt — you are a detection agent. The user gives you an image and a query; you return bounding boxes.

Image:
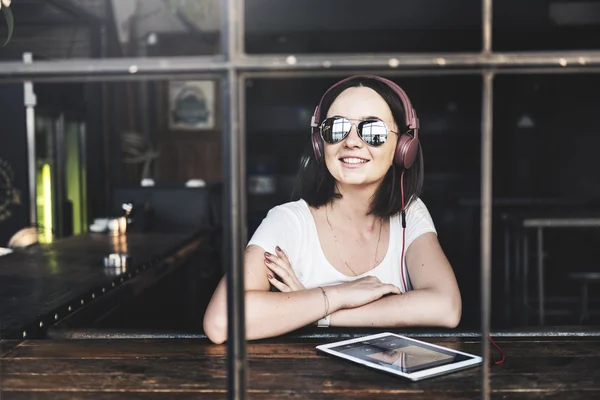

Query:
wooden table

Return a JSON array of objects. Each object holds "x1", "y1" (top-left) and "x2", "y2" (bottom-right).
[{"x1": 2, "y1": 334, "x2": 599, "y2": 399}]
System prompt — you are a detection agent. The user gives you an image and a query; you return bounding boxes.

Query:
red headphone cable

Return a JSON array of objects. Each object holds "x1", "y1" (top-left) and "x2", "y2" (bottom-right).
[
  {"x1": 488, "y1": 334, "x2": 506, "y2": 365},
  {"x1": 400, "y1": 171, "x2": 408, "y2": 293}
]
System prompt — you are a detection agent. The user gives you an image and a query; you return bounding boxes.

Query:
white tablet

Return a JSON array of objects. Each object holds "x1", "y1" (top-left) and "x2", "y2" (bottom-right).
[{"x1": 316, "y1": 332, "x2": 482, "y2": 381}]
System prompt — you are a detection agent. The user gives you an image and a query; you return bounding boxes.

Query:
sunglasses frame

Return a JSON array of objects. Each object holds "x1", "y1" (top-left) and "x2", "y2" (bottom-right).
[{"x1": 319, "y1": 116, "x2": 399, "y2": 147}]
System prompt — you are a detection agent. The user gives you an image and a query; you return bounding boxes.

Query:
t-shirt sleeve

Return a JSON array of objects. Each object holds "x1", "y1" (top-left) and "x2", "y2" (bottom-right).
[
  {"x1": 405, "y1": 198, "x2": 437, "y2": 250},
  {"x1": 246, "y1": 205, "x2": 300, "y2": 265}
]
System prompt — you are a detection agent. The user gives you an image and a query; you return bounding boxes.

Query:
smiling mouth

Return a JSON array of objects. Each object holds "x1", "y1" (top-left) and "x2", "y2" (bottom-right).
[{"x1": 340, "y1": 157, "x2": 369, "y2": 164}]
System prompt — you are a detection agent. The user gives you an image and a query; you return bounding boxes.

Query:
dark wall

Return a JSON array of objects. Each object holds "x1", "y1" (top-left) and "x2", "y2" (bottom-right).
[
  {"x1": 0, "y1": 85, "x2": 30, "y2": 246},
  {"x1": 494, "y1": 74, "x2": 600, "y2": 201}
]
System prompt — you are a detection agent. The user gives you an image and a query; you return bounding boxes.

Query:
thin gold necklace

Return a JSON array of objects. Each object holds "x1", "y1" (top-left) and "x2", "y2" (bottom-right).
[{"x1": 325, "y1": 205, "x2": 383, "y2": 276}]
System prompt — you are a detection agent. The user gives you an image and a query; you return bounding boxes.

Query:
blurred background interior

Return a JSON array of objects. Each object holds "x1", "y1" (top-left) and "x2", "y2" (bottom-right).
[{"x1": 1, "y1": 0, "x2": 600, "y2": 337}]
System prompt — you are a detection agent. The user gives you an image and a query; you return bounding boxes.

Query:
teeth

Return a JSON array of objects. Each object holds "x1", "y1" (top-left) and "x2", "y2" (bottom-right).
[{"x1": 341, "y1": 157, "x2": 368, "y2": 164}]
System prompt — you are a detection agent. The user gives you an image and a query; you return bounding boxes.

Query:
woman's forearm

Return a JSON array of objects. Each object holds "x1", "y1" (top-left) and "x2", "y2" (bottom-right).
[
  {"x1": 245, "y1": 289, "x2": 334, "y2": 339},
  {"x1": 203, "y1": 281, "x2": 339, "y2": 343},
  {"x1": 329, "y1": 288, "x2": 461, "y2": 328}
]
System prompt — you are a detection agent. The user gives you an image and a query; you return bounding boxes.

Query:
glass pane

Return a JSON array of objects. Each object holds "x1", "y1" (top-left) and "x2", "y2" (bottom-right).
[
  {"x1": 245, "y1": 76, "x2": 482, "y2": 328},
  {"x1": 494, "y1": 74, "x2": 600, "y2": 200},
  {"x1": 0, "y1": 77, "x2": 224, "y2": 332},
  {"x1": 1, "y1": 0, "x2": 221, "y2": 61},
  {"x1": 245, "y1": 0, "x2": 482, "y2": 54},
  {"x1": 28, "y1": 77, "x2": 222, "y2": 234},
  {"x1": 494, "y1": 1, "x2": 600, "y2": 51},
  {"x1": 494, "y1": 74, "x2": 600, "y2": 327}
]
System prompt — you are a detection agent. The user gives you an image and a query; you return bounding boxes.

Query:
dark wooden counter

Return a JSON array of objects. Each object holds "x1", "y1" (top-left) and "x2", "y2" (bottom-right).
[
  {"x1": 1, "y1": 334, "x2": 599, "y2": 399},
  {"x1": 0, "y1": 232, "x2": 201, "y2": 339}
]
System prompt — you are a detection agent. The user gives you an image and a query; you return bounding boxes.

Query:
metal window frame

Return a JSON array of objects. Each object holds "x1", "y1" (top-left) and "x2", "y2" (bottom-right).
[{"x1": 2, "y1": 0, "x2": 600, "y2": 398}]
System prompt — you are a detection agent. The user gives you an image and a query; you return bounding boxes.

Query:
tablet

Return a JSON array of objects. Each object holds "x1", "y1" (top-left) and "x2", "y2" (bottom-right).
[{"x1": 316, "y1": 332, "x2": 482, "y2": 381}]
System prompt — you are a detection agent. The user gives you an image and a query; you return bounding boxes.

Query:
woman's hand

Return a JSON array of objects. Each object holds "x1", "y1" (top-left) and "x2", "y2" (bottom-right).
[
  {"x1": 264, "y1": 246, "x2": 306, "y2": 292},
  {"x1": 330, "y1": 276, "x2": 401, "y2": 310},
  {"x1": 264, "y1": 249, "x2": 399, "y2": 313}
]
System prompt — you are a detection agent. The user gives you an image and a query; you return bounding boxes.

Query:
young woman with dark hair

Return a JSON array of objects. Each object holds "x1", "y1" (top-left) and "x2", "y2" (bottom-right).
[{"x1": 203, "y1": 75, "x2": 461, "y2": 344}]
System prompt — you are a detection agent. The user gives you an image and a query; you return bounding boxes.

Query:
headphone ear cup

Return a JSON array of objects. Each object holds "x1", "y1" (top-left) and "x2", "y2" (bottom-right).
[
  {"x1": 311, "y1": 128, "x2": 324, "y2": 163},
  {"x1": 394, "y1": 133, "x2": 419, "y2": 169}
]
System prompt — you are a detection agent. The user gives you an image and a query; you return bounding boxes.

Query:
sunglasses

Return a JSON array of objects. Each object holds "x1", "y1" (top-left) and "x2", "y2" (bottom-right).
[{"x1": 320, "y1": 116, "x2": 397, "y2": 147}]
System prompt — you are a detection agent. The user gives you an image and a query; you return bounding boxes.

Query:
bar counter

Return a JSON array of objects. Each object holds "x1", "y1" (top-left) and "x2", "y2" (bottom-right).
[
  {"x1": 0, "y1": 231, "x2": 206, "y2": 339},
  {"x1": 2, "y1": 328, "x2": 600, "y2": 399}
]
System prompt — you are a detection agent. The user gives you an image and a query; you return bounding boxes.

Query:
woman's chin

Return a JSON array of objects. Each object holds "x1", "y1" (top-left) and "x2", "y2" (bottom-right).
[
  {"x1": 337, "y1": 174, "x2": 371, "y2": 186},
  {"x1": 334, "y1": 170, "x2": 385, "y2": 188}
]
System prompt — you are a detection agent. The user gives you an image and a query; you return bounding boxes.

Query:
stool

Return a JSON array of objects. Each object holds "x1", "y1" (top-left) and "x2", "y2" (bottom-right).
[{"x1": 569, "y1": 272, "x2": 600, "y2": 324}]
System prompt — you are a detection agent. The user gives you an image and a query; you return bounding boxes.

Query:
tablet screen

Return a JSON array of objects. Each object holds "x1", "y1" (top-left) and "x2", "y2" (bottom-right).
[{"x1": 328, "y1": 334, "x2": 471, "y2": 373}]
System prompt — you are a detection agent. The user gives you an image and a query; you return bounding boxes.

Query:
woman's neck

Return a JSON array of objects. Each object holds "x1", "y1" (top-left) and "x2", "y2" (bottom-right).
[{"x1": 329, "y1": 183, "x2": 381, "y2": 232}]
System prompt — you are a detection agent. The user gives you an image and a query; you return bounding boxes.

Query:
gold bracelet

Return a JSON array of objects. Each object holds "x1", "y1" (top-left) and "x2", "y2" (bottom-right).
[{"x1": 318, "y1": 286, "x2": 329, "y2": 318}]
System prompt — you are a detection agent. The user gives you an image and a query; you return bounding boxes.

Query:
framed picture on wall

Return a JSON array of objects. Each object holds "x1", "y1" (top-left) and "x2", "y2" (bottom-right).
[{"x1": 169, "y1": 80, "x2": 216, "y2": 130}]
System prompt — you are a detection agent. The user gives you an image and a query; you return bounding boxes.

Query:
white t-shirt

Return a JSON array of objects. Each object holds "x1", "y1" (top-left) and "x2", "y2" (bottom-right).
[{"x1": 247, "y1": 198, "x2": 437, "y2": 293}]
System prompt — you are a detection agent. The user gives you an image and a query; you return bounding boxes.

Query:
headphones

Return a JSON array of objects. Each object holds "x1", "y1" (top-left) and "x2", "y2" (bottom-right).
[{"x1": 310, "y1": 75, "x2": 420, "y2": 170}]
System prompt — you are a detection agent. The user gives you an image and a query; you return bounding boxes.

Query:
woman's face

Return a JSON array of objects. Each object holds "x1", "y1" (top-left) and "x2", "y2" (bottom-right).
[{"x1": 324, "y1": 86, "x2": 398, "y2": 188}]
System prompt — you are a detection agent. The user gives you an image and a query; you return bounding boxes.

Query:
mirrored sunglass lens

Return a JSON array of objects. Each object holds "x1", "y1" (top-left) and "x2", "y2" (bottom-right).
[
  {"x1": 322, "y1": 117, "x2": 350, "y2": 143},
  {"x1": 360, "y1": 121, "x2": 388, "y2": 146}
]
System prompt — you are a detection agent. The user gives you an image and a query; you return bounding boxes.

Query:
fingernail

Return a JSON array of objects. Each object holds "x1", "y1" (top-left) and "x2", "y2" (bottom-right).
[
  {"x1": 275, "y1": 246, "x2": 282, "y2": 252},
  {"x1": 267, "y1": 274, "x2": 273, "y2": 279},
  {"x1": 265, "y1": 259, "x2": 271, "y2": 264},
  {"x1": 264, "y1": 252, "x2": 271, "y2": 257}
]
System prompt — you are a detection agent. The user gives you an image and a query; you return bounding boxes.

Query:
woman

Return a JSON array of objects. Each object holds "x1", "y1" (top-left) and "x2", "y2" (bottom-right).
[{"x1": 203, "y1": 75, "x2": 461, "y2": 344}]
